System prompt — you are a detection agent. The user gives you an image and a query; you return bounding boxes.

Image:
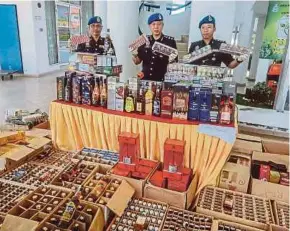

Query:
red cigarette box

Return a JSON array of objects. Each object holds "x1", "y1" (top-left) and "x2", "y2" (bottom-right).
[
  {"x1": 259, "y1": 164, "x2": 270, "y2": 181},
  {"x1": 118, "y1": 132, "x2": 140, "y2": 171},
  {"x1": 164, "y1": 138, "x2": 185, "y2": 174},
  {"x1": 161, "y1": 90, "x2": 174, "y2": 119},
  {"x1": 149, "y1": 170, "x2": 165, "y2": 188},
  {"x1": 111, "y1": 165, "x2": 131, "y2": 177},
  {"x1": 167, "y1": 173, "x2": 191, "y2": 192}
]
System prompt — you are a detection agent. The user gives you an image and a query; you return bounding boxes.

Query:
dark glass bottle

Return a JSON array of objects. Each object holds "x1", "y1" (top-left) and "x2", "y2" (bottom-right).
[
  {"x1": 153, "y1": 86, "x2": 161, "y2": 116},
  {"x1": 136, "y1": 88, "x2": 145, "y2": 115}
]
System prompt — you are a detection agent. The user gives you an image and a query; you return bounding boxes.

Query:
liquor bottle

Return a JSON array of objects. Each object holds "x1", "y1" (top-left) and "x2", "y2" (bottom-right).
[
  {"x1": 145, "y1": 82, "x2": 154, "y2": 116},
  {"x1": 125, "y1": 90, "x2": 135, "y2": 113},
  {"x1": 41, "y1": 227, "x2": 50, "y2": 231},
  {"x1": 92, "y1": 77, "x2": 100, "y2": 106},
  {"x1": 220, "y1": 96, "x2": 231, "y2": 124},
  {"x1": 72, "y1": 223, "x2": 80, "y2": 231},
  {"x1": 100, "y1": 77, "x2": 107, "y2": 107},
  {"x1": 49, "y1": 217, "x2": 58, "y2": 226},
  {"x1": 153, "y1": 86, "x2": 161, "y2": 116},
  {"x1": 58, "y1": 194, "x2": 80, "y2": 228},
  {"x1": 136, "y1": 88, "x2": 145, "y2": 115}
]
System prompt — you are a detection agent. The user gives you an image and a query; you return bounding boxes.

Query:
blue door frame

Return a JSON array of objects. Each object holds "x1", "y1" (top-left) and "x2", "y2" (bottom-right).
[{"x1": 0, "y1": 4, "x2": 23, "y2": 72}]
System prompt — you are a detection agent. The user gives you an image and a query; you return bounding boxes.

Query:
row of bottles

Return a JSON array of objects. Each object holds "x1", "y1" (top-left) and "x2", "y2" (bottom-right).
[{"x1": 125, "y1": 82, "x2": 161, "y2": 117}]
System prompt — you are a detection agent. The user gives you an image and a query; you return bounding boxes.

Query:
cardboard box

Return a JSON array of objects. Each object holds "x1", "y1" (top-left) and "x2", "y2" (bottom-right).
[
  {"x1": 211, "y1": 220, "x2": 264, "y2": 231},
  {"x1": 83, "y1": 178, "x2": 135, "y2": 224},
  {"x1": 272, "y1": 200, "x2": 289, "y2": 229},
  {"x1": 233, "y1": 134, "x2": 262, "y2": 155},
  {"x1": 270, "y1": 225, "x2": 289, "y2": 231},
  {"x1": 1, "y1": 214, "x2": 39, "y2": 231},
  {"x1": 251, "y1": 151, "x2": 289, "y2": 203},
  {"x1": 262, "y1": 138, "x2": 289, "y2": 155},
  {"x1": 144, "y1": 172, "x2": 197, "y2": 209},
  {"x1": 110, "y1": 160, "x2": 160, "y2": 198},
  {"x1": 0, "y1": 143, "x2": 37, "y2": 171},
  {"x1": 219, "y1": 152, "x2": 251, "y2": 193},
  {"x1": 196, "y1": 187, "x2": 275, "y2": 230}
]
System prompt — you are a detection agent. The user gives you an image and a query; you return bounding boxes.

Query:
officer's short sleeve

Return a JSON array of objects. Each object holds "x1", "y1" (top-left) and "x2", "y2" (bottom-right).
[
  {"x1": 188, "y1": 42, "x2": 195, "y2": 53},
  {"x1": 137, "y1": 45, "x2": 145, "y2": 61},
  {"x1": 76, "y1": 42, "x2": 86, "y2": 52}
]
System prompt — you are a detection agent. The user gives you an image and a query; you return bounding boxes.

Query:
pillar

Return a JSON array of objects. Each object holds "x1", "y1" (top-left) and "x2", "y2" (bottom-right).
[
  {"x1": 274, "y1": 40, "x2": 289, "y2": 111},
  {"x1": 94, "y1": 0, "x2": 107, "y2": 32},
  {"x1": 107, "y1": 1, "x2": 140, "y2": 81}
]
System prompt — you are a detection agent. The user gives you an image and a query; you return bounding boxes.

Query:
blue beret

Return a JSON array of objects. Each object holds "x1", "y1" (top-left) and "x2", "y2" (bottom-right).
[
  {"x1": 88, "y1": 16, "x2": 102, "y2": 26},
  {"x1": 199, "y1": 15, "x2": 215, "y2": 28},
  {"x1": 148, "y1": 13, "x2": 163, "y2": 25}
]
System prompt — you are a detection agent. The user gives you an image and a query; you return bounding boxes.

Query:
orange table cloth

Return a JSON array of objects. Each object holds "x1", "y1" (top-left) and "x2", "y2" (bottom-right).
[{"x1": 50, "y1": 101, "x2": 237, "y2": 195}]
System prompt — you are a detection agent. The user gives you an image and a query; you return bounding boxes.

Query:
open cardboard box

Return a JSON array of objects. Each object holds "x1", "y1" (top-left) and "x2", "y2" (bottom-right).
[
  {"x1": 1, "y1": 214, "x2": 39, "y2": 231},
  {"x1": 0, "y1": 143, "x2": 36, "y2": 171},
  {"x1": 210, "y1": 220, "x2": 264, "y2": 231},
  {"x1": 24, "y1": 136, "x2": 51, "y2": 151},
  {"x1": 0, "y1": 131, "x2": 26, "y2": 146},
  {"x1": 262, "y1": 138, "x2": 289, "y2": 155},
  {"x1": 250, "y1": 151, "x2": 289, "y2": 203},
  {"x1": 270, "y1": 225, "x2": 289, "y2": 231},
  {"x1": 83, "y1": 179, "x2": 135, "y2": 225},
  {"x1": 109, "y1": 159, "x2": 160, "y2": 198},
  {"x1": 233, "y1": 134, "x2": 262, "y2": 155},
  {"x1": 25, "y1": 128, "x2": 51, "y2": 139},
  {"x1": 144, "y1": 170, "x2": 197, "y2": 209},
  {"x1": 219, "y1": 152, "x2": 251, "y2": 193},
  {"x1": 196, "y1": 187, "x2": 275, "y2": 230},
  {"x1": 272, "y1": 200, "x2": 289, "y2": 229}
]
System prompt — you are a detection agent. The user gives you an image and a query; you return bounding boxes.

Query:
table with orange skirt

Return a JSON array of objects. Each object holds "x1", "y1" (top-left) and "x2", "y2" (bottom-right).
[{"x1": 50, "y1": 101, "x2": 237, "y2": 196}]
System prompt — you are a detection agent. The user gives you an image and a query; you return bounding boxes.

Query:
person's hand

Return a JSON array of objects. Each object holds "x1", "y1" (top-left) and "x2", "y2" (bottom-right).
[
  {"x1": 169, "y1": 53, "x2": 178, "y2": 63},
  {"x1": 237, "y1": 54, "x2": 249, "y2": 62},
  {"x1": 132, "y1": 54, "x2": 140, "y2": 65},
  {"x1": 137, "y1": 72, "x2": 144, "y2": 79}
]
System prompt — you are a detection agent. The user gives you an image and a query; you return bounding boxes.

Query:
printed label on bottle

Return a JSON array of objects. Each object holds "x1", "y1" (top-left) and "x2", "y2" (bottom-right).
[
  {"x1": 221, "y1": 112, "x2": 230, "y2": 121},
  {"x1": 136, "y1": 102, "x2": 142, "y2": 112},
  {"x1": 168, "y1": 165, "x2": 177, "y2": 173},
  {"x1": 162, "y1": 96, "x2": 172, "y2": 106},
  {"x1": 153, "y1": 101, "x2": 160, "y2": 115},
  {"x1": 125, "y1": 97, "x2": 134, "y2": 112}
]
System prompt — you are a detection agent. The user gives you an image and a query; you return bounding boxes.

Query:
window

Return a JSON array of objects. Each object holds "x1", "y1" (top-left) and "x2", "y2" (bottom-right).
[{"x1": 45, "y1": 0, "x2": 94, "y2": 65}]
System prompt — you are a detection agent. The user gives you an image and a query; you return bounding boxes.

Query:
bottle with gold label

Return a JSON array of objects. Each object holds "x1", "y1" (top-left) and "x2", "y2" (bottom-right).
[
  {"x1": 136, "y1": 88, "x2": 145, "y2": 115},
  {"x1": 92, "y1": 77, "x2": 100, "y2": 106},
  {"x1": 125, "y1": 90, "x2": 135, "y2": 113},
  {"x1": 145, "y1": 82, "x2": 154, "y2": 116},
  {"x1": 100, "y1": 77, "x2": 107, "y2": 107}
]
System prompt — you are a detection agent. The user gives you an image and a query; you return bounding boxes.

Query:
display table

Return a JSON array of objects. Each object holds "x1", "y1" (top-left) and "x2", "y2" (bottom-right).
[{"x1": 50, "y1": 101, "x2": 237, "y2": 195}]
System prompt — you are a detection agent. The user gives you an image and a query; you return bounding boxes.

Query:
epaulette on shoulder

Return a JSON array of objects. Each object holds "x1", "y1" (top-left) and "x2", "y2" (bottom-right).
[
  {"x1": 215, "y1": 39, "x2": 226, "y2": 43},
  {"x1": 164, "y1": 35, "x2": 174, "y2": 40}
]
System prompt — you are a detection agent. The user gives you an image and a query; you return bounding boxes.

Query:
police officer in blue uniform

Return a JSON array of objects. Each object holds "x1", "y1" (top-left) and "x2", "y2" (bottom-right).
[
  {"x1": 76, "y1": 16, "x2": 115, "y2": 55},
  {"x1": 132, "y1": 13, "x2": 178, "y2": 81},
  {"x1": 188, "y1": 15, "x2": 247, "y2": 68}
]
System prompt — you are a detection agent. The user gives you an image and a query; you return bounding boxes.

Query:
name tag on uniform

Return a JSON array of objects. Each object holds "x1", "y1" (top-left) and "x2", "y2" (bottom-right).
[{"x1": 152, "y1": 41, "x2": 178, "y2": 57}]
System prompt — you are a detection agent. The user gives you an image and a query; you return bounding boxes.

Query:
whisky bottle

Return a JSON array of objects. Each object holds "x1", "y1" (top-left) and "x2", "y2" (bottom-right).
[
  {"x1": 136, "y1": 88, "x2": 145, "y2": 115},
  {"x1": 100, "y1": 77, "x2": 107, "y2": 107},
  {"x1": 125, "y1": 90, "x2": 135, "y2": 113},
  {"x1": 220, "y1": 96, "x2": 231, "y2": 124},
  {"x1": 58, "y1": 195, "x2": 79, "y2": 229},
  {"x1": 92, "y1": 77, "x2": 100, "y2": 106},
  {"x1": 153, "y1": 86, "x2": 161, "y2": 117},
  {"x1": 145, "y1": 82, "x2": 154, "y2": 116}
]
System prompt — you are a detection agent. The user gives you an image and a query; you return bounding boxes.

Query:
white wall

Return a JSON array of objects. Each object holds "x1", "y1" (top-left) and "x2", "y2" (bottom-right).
[
  {"x1": 232, "y1": 0, "x2": 255, "y2": 84},
  {"x1": 138, "y1": 1, "x2": 191, "y2": 40},
  {"x1": 1, "y1": 0, "x2": 60, "y2": 76},
  {"x1": 189, "y1": 1, "x2": 236, "y2": 46},
  {"x1": 107, "y1": 1, "x2": 140, "y2": 81}
]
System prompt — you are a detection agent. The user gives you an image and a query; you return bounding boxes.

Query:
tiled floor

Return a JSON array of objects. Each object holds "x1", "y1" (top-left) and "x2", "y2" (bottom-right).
[
  {"x1": 0, "y1": 74, "x2": 289, "y2": 131},
  {"x1": 0, "y1": 72, "x2": 60, "y2": 123}
]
